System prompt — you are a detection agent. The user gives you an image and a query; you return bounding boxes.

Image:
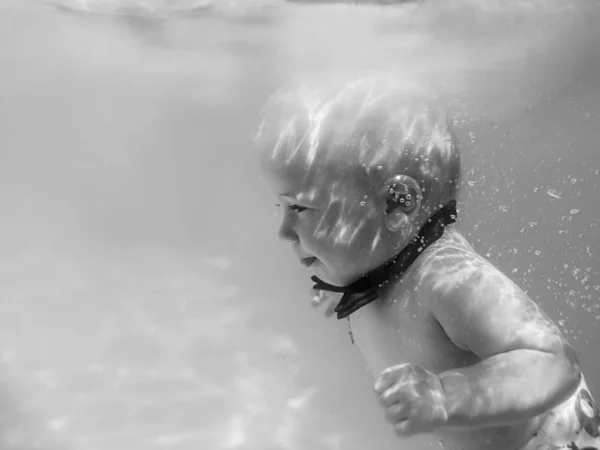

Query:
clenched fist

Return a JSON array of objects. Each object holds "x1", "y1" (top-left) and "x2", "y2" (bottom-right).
[{"x1": 374, "y1": 363, "x2": 449, "y2": 437}]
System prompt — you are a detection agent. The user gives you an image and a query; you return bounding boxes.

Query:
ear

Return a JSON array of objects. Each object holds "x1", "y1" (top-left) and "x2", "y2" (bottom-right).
[{"x1": 377, "y1": 175, "x2": 422, "y2": 233}]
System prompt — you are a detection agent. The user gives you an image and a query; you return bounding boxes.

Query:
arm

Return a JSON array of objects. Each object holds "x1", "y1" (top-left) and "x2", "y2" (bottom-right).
[{"x1": 427, "y1": 260, "x2": 581, "y2": 430}]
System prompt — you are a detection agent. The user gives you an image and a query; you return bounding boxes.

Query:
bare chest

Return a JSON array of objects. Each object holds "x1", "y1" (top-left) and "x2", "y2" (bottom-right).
[
  {"x1": 348, "y1": 288, "x2": 475, "y2": 378},
  {"x1": 347, "y1": 288, "x2": 538, "y2": 450}
]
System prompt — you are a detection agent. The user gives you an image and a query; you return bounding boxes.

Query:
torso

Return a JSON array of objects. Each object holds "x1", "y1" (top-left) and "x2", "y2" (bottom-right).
[{"x1": 348, "y1": 227, "x2": 549, "y2": 450}]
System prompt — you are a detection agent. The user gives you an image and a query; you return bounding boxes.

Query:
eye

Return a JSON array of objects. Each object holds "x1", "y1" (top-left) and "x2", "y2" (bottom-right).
[{"x1": 288, "y1": 204, "x2": 308, "y2": 213}]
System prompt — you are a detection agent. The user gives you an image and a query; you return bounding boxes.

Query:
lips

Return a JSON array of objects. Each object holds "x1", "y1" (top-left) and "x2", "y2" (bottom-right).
[{"x1": 301, "y1": 257, "x2": 317, "y2": 267}]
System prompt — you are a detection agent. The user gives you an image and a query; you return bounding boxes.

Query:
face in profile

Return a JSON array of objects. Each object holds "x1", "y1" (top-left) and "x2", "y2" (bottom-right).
[
  {"x1": 256, "y1": 78, "x2": 459, "y2": 286},
  {"x1": 260, "y1": 144, "x2": 396, "y2": 286}
]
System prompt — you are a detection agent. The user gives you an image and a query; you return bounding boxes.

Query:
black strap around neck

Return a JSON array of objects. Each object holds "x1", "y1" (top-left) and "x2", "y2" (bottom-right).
[{"x1": 311, "y1": 199, "x2": 457, "y2": 320}]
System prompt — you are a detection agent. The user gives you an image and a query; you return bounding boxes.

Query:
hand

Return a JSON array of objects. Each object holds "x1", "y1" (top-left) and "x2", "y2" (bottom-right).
[
  {"x1": 374, "y1": 363, "x2": 448, "y2": 437},
  {"x1": 310, "y1": 289, "x2": 339, "y2": 318}
]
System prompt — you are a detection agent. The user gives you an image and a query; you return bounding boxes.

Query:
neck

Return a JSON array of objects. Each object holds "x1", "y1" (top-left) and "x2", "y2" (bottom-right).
[{"x1": 311, "y1": 199, "x2": 457, "y2": 319}]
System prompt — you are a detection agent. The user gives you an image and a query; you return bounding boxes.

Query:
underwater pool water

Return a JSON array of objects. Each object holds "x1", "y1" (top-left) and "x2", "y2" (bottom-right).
[{"x1": 0, "y1": 0, "x2": 598, "y2": 449}]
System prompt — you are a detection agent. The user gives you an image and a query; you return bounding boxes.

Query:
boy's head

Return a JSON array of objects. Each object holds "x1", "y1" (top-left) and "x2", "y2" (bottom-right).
[{"x1": 256, "y1": 77, "x2": 460, "y2": 286}]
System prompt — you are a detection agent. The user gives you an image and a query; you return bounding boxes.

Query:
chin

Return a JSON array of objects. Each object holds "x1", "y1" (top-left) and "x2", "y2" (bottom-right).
[
  {"x1": 312, "y1": 265, "x2": 335, "y2": 283},
  {"x1": 314, "y1": 268, "x2": 353, "y2": 287}
]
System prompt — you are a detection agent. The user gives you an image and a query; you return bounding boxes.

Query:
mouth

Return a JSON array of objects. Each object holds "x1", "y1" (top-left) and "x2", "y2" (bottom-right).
[{"x1": 301, "y1": 257, "x2": 317, "y2": 267}]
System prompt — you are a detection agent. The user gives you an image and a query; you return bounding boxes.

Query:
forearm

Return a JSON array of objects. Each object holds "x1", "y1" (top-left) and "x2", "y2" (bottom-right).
[{"x1": 438, "y1": 349, "x2": 581, "y2": 430}]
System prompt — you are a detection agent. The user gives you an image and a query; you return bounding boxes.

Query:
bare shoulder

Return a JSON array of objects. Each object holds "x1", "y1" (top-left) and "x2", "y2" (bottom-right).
[{"x1": 413, "y1": 229, "x2": 574, "y2": 360}]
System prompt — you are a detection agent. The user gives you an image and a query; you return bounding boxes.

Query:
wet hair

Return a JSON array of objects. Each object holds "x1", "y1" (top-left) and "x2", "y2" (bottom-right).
[{"x1": 255, "y1": 77, "x2": 461, "y2": 210}]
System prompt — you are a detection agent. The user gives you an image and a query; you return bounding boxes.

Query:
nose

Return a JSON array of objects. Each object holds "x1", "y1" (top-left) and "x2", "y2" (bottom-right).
[{"x1": 277, "y1": 215, "x2": 299, "y2": 244}]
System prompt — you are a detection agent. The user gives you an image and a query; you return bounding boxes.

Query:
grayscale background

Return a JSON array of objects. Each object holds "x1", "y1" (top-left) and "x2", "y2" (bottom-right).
[{"x1": 0, "y1": 1, "x2": 598, "y2": 449}]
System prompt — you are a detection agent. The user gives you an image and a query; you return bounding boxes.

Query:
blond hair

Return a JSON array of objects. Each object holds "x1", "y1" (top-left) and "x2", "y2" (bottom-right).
[{"x1": 255, "y1": 77, "x2": 460, "y2": 209}]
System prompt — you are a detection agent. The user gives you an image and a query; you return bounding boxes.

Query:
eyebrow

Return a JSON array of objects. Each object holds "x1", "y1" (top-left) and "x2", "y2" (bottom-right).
[{"x1": 279, "y1": 193, "x2": 309, "y2": 205}]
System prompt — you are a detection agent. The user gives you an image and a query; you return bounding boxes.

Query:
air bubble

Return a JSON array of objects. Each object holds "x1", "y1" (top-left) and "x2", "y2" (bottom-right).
[
  {"x1": 547, "y1": 189, "x2": 561, "y2": 199},
  {"x1": 360, "y1": 201, "x2": 366, "y2": 206}
]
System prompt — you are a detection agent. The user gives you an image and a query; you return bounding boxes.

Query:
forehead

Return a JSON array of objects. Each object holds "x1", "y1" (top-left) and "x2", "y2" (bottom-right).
[
  {"x1": 261, "y1": 149, "x2": 327, "y2": 200},
  {"x1": 260, "y1": 143, "x2": 364, "y2": 204}
]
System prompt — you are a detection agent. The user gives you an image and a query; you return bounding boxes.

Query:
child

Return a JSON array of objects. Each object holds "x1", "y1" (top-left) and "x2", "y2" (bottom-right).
[{"x1": 255, "y1": 78, "x2": 600, "y2": 450}]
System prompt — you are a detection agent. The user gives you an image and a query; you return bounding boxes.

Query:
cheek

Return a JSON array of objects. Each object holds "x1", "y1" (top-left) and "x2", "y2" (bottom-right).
[
  {"x1": 313, "y1": 201, "x2": 380, "y2": 250},
  {"x1": 312, "y1": 204, "x2": 341, "y2": 241}
]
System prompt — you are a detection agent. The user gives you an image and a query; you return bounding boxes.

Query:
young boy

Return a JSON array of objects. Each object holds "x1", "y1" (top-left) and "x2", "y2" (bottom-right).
[{"x1": 255, "y1": 78, "x2": 600, "y2": 450}]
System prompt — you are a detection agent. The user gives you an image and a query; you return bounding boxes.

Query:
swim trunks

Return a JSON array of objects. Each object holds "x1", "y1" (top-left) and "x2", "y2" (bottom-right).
[{"x1": 521, "y1": 378, "x2": 600, "y2": 450}]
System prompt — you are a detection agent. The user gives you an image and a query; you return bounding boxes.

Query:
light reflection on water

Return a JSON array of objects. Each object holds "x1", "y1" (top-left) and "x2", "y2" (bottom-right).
[{"x1": 0, "y1": 1, "x2": 599, "y2": 449}]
